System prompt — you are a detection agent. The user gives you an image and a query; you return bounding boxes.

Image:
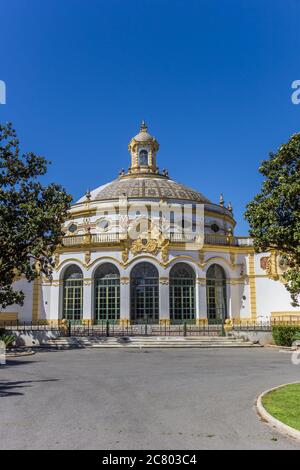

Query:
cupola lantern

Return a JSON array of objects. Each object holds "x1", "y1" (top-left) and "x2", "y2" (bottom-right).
[{"x1": 127, "y1": 121, "x2": 160, "y2": 175}]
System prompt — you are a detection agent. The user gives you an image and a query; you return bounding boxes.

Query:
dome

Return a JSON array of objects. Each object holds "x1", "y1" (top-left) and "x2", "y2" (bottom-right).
[
  {"x1": 132, "y1": 131, "x2": 153, "y2": 142},
  {"x1": 76, "y1": 122, "x2": 212, "y2": 205},
  {"x1": 77, "y1": 176, "x2": 211, "y2": 204},
  {"x1": 130, "y1": 120, "x2": 157, "y2": 144}
]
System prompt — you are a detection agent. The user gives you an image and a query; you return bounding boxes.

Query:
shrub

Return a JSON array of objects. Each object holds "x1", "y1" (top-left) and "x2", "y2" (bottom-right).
[
  {"x1": 0, "y1": 334, "x2": 16, "y2": 349},
  {"x1": 292, "y1": 332, "x2": 300, "y2": 342},
  {"x1": 272, "y1": 325, "x2": 300, "y2": 346}
]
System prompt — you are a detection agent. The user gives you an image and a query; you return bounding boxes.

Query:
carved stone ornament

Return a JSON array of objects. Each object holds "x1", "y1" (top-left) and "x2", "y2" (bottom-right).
[
  {"x1": 122, "y1": 245, "x2": 129, "y2": 263},
  {"x1": 260, "y1": 252, "x2": 288, "y2": 283},
  {"x1": 240, "y1": 264, "x2": 245, "y2": 277},
  {"x1": 54, "y1": 253, "x2": 60, "y2": 268},
  {"x1": 161, "y1": 244, "x2": 169, "y2": 263},
  {"x1": 199, "y1": 250, "x2": 205, "y2": 265},
  {"x1": 83, "y1": 227, "x2": 92, "y2": 244},
  {"x1": 260, "y1": 256, "x2": 270, "y2": 271},
  {"x1": 85, "y1": 251, "x2": 91, "y2": 266},
  {"x1": 131, "y1": 237, "x2": 159, "y2": 256},
  {"x1": 130, "y1": 230, "x2": 169, "y2": 262}
]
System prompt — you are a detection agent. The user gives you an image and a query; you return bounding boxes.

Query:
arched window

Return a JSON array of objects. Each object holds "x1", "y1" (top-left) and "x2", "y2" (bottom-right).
[
  {"x1": 130, "y1": 262, "x2": 159, "y2": 323},
  {"x1": 206, "y1": 264, "x2": 227, "y2": 323},
  {"x1": 94, "y1": 263, "x2": 120, "y2": 323},
  {"x1": 63, "y1": 265, "x2": 83, "y2": 322},
  {"x1": 170, "y1": 263, "x2": 195, "y2": 322},
  {"x1": 139, "y1": 149, "x2": 148, "y2": 166}
]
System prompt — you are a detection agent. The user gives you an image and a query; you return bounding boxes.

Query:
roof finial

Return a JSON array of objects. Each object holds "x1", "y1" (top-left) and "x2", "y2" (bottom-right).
[
  {"x1": 140, "y1": 120, "x2": 148, "y2": 132},
  {"x1": 219, "y1": 193, "x2": 224, "y2": 207},
  {"x1": 85, "y1": 189, "x2": 91, "y2": 201}
]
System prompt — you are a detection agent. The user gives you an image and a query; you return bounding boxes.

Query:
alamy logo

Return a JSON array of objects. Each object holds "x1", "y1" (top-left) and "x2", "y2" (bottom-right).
[
  {"x1": 291, "y1": 80, "x2": 300, "y2": 105},
  {"x1": 95, "y1": 200, "x2": 205, "y2": 251},
  {"x1": 0, "y1": 80, "x2": 6, "y2": 104}
]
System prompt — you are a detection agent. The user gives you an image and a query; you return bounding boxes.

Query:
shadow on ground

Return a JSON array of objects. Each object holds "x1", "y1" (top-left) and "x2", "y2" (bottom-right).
[{"x1": 0, "y1": 379, "x2": 59, "y2": 398}]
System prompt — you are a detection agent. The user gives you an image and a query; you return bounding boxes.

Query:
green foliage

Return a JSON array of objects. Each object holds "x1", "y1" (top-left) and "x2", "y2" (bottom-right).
[
  {"x1": 0, "y1": 333, "x2": 16, "y2": 349},
  {"x1": 292, "y1": 332, "x2": 300, "y2": 341},
  {"x1": 262, "y1": 384, "x2": 300, "y2": 431},
  {"x1": 0, "y1": 123, "x2": 72, "y2": 308},
  {"x1": 272, "y1": 325, "x2": 300, "y2": 346},
  {"x1": 245, "y1": 133, "x2": 300, "y2": 306}
]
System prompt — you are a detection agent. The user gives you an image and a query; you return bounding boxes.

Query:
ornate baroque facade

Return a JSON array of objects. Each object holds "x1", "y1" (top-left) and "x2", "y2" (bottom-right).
[{"x1": 2, "y1": 123, "x2": 300, "y2": 324}]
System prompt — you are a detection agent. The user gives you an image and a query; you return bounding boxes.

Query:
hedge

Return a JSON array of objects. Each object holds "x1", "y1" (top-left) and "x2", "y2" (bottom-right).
[{"x1": 272, "y1": 325, "x2": 300, "y2": 347}]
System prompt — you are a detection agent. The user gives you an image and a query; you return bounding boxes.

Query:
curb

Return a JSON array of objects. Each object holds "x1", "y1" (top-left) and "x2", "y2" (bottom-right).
[
  {"x1": 256, "y1": 382, "x2": 300, "y2": 443},
  {"x1": 6, "y1": 350, "x2": 35, "y2": 357}
]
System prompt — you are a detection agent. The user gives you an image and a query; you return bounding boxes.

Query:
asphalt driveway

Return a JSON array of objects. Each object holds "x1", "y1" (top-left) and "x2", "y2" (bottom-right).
[{"x1": 1, "y1": 347, "x2": 300, "y2": 450}]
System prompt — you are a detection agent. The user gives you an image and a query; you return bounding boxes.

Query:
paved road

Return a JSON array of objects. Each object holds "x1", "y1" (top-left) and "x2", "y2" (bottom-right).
[{"x1": 1, "y1": 347, "x2": 300, "y2": 450}]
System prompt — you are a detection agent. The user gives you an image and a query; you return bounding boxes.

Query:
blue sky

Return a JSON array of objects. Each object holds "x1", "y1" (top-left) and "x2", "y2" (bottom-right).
[{"x1": 1, "y1": 0, "x2": 299, "y2": 234}]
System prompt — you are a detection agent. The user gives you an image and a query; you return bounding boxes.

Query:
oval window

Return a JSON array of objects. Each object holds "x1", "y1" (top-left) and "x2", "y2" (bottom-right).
[
  {"x1": 98, "y1": 219, "x2": 110, "y2": 231},
  {"x1": 210, "y1": 223, "x2": 219, "y2": 233},
  {"x1": 68, "y1": 224, "x2": 78, "y2": 233}
]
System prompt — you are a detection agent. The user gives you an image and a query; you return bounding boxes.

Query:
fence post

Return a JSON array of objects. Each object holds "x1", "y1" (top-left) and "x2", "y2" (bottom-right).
[
  {"x1": 183, "y1": 321, "x2": 187, "y2": 337},
  {"x1": 68, "y1": 321, "x2": 71, "y2": 337},
  {"x1": 106, "y1": 320, "x2": 110, "y2": 337}
]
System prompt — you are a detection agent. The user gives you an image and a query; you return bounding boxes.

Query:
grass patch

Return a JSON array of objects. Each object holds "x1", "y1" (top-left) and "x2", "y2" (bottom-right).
[{"x1": 262, "y1": 383, "x2": 300, "y2": 431}]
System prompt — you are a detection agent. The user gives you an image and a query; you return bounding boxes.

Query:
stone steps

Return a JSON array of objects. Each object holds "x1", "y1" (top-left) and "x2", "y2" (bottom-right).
[
  {"x1": 40, "y1": 338, "x2": 84, "y2": 350},
  {"x1": 40, "y1": 336, "x2": 261, "y2": 349}
]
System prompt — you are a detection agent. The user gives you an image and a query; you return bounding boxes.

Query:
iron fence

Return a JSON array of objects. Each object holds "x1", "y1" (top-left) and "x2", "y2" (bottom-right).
[
  {"x1": 0, "y1": 321, "x2": 61, "y2": 332},
  {"x1": 1, "y1": 319, "x2": 300, "y2": 337},
  {"x1": 232, "y1": 320, "x2": 300, "y2": 331},
  {"x1": 70, "y1": 321, "x2": 224, "y2": 337}
]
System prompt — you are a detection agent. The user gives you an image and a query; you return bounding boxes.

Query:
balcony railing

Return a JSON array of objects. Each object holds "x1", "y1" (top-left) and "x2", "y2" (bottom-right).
[
  {"x1": 62, "y1": 232, "x2": 253, "y2": 247},
  {"x1": 169, "y1": 233, "x2": 197, "y2": 242},
  {"x1": 62, "y1": 233, "x2": 120, "y2": 246},
  {"x1": 62, "y1": 235, "x2": 86, "y2": 246},
  {"x1": 92, "y1": 233, "x2": 120, "y2": 243},
  {"x1": 171, "y1": 233, "x2": 253, "y2": 246},
  {"x1": 204, "y1": 234, "x2": 236, "y2": 246},
  {"x1": 204, "y1": 234, "x2": 252, "y2": 246}
]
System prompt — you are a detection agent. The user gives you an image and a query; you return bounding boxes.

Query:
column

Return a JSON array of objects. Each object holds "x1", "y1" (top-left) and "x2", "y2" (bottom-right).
[
  {"x1": 49, "y1": 282, "x2": 60, "y2": 321},
  {"x1": 196, "y1": 278, "x2": 207, "y2": 324},
  {"x1": 82, "y1": 279, "x2": 92, "y2": 324},
  {"x1": 159, "y1": 278, "x2": 170, "y2": 324},
  {"x1": 120, "y1": 277, "x2": 130, "y2": 324}
]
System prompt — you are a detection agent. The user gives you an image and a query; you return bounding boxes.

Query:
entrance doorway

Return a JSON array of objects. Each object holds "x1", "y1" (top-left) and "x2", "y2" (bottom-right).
[{"x1": 130, "y1": 262, "x2": 159, "y2": 323}]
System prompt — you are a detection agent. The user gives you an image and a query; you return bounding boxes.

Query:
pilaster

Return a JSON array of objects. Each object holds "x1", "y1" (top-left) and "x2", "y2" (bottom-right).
[
  {"x1": 159, "y1": 277, "x2": 170, "y2": 323},
  {"x1": 120, "y1": 277, "x2": 130, "y2": 322}
]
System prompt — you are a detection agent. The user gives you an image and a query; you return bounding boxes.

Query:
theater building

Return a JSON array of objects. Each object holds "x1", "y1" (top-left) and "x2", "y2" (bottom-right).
[{"x1": 2, "y1": 123, "x2": 299, "y2": 324}]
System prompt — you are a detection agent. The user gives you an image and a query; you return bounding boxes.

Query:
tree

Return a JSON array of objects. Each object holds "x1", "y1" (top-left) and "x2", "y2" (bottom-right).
[
  {"x1": 245, "y1": 133, "x2": 300, "y2": 306},
  {"x1": 0, "y1": 123, "x2": 72, "y2": 309}
]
